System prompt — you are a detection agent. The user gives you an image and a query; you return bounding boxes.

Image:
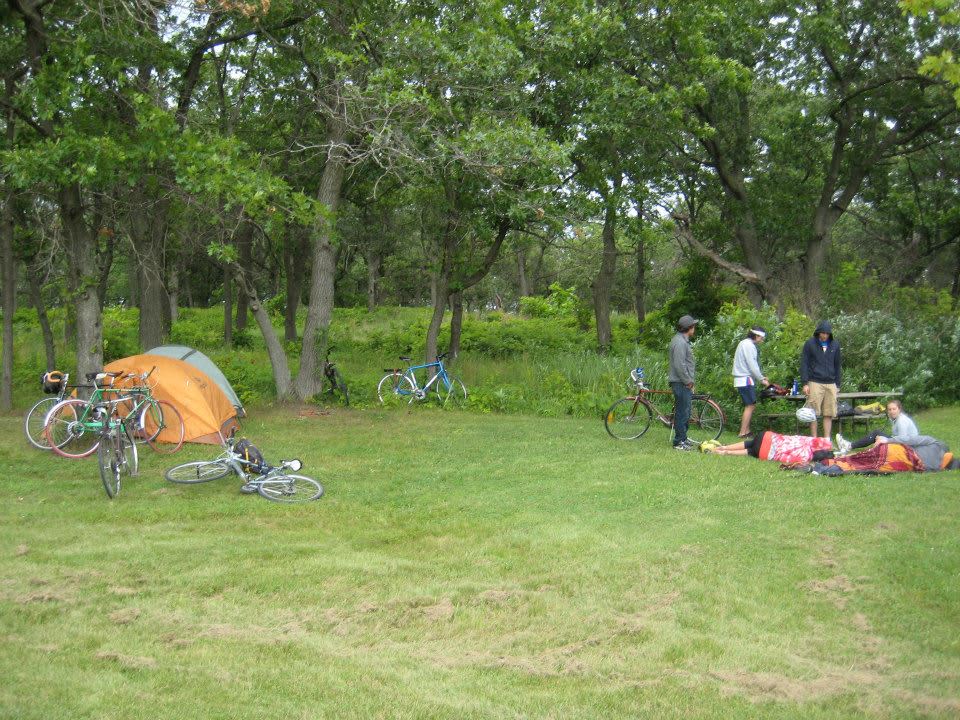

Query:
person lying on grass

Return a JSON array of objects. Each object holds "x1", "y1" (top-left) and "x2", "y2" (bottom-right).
[
  {"x1": 807, "y1": 434, "x2": 960, "y2": 475},
  {"x1": 835, "y1": 398, "x2": 919, "y2": 453},
  {"x1": 702, "y1": 430, "x2": 832, "y2": 465}
]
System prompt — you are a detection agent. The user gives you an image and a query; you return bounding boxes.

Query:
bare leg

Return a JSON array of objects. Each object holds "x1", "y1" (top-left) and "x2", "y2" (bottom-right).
[
  {"x1": 809, "y1": 421, "x2": 817, "y2": 437},
  {"x1": 822, "y1": 416, "x2": 832, "y2": 440},
  {"x1": 738, "y1": 404, "x2": 755, "y2": 436},
  {"x1": 715, "y1": 447, "x2": 750, "y2": 455},
  {"x1": 712, "y1": 441, "x2": 747, "y2": 454}
]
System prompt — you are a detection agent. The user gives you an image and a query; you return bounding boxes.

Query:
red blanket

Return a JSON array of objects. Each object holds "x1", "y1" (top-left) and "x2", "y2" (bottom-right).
[{"x1": 824, "y1": 443, "x2": 924, "y2": 473}]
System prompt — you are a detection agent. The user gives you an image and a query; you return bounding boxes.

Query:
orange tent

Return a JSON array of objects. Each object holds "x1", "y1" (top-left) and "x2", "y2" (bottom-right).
[{"x1": 104, "y1": 354, "x2": 240, "y2": 444}]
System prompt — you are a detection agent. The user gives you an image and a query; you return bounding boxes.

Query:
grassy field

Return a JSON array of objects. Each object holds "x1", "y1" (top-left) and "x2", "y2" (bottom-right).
[{"x1": 1, "y1": 405, "x2": 959, "y2": 719}]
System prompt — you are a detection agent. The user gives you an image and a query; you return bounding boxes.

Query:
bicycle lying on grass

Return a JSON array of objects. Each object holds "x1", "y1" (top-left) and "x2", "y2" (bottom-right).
[
  {"x1": 604, "y1": 367, "x2": 725, "y2": 442},
  {"x1": 164, "y1": 434, "x2": 323, "y2": 503},
  {"x1": 377, "y1": 351, "x2": 467, "y2": 407}
]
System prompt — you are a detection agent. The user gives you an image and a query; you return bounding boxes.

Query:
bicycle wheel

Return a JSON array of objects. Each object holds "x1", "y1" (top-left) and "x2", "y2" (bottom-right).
[
  {"x1": 98, "y1": 430, "x2": 123, "y2": 498},
  {"x1": 142, "y1": 400, "x2": 185, "y2": 454},
  {"x1": 44, "y1": 399, "x2": 101, "y2": 458},
  {"x1": 604, "y1": 397, "x2": 653, "y2": 440},
  {"x1": 331, "y1": 368, "x2": 350, "y2": 406},
  {"x1": 25, "y1": 397, "x2": 60, "y2": 450},
  {"x1": 257, "y1": 474, "x2": 324, "y2": 503},
  {"x1": 165, "y1": 460, "x2": 232, "y2": 484},
  {"x1": 377, "y1": 373, "x2": 415, "y2": 407},
  {"x1": 123, "y1": 422, "x2": 139, "y2": 477},
  {"x1": 439, "y1": 376, "x2": 467, "y2": 407},
  {"x1": 686, "y1": 398, "x2": 725, "y2": 443}
]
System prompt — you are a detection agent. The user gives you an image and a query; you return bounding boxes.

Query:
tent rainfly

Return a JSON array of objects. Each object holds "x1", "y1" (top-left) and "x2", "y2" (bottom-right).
[
  {"x1": 145, "y1": 345, "x2": 245, "y2": 417},
  {"x1": 104, "y1": 354, "x2": 240, "y2": 444}
]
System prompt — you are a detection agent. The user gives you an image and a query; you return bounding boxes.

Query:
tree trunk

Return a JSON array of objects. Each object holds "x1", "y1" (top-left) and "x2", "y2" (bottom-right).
[
  {"x1": 295, "y1": 98, "x2": 348, "y2": 400},
  {"x1": 634, "y1": 233, "x2": 646, "y2": 326},
  {"x1": 425, "y1": 278, "x2": 449, "y2": 366},
  {"x1": 168, "y1": 265, "x2": 179, "y2": 325},
  {"x1": 28, "y1": 278, "x2": 56, "y2": 371},
  {"x1": 366, "y1": 250, "x2": 382, "y2": 311},
  {"x1": 234, "y1": 264, "x2": 292, "y2": 398},
  {"x1": 951, "y1": 242, "x2": 960, "y2": 308},
  {"x1": 516, "y1": 246, "x2": 530, "y2": 297},
  {"x1": 282, "y1": 225, "x2": 307, "y2": 342},
  {"x1": 448, "y1": 291, "x2": 464, "y2": 361},
  {"x1": 129, "y1": 192, "x2": 170, "y2": 351},
  {"x1": 59, "y1": 184, "x2": 102, "y2": 385},
  {"x1": 96, "y1": 229, "x2": 115, "y2": 307},
  {"x1": 223, "y1": 265, "x2": 233, "y2": 348},
  {"x1": 1, "y1": 189, "x2": 14, "y2": 411},
  {"x1": 591, "y1": 190, "x2": 619, "y2": 354},
  {"x1": 127, "y1": 259, "x2": 140, "y2": 308},
  {"x1": 235, "y1": 221, "x2": 253, "y2": 330}
]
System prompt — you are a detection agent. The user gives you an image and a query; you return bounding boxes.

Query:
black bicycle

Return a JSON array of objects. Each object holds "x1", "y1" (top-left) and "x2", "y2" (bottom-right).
[{"x1": 320, "y1": 346, "x2": 349, "y2": 405}]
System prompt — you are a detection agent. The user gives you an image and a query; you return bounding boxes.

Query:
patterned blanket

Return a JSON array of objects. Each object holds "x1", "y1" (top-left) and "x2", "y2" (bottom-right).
[{"x1": 823, "y1": 442, "x2": 923, "y2": 473}]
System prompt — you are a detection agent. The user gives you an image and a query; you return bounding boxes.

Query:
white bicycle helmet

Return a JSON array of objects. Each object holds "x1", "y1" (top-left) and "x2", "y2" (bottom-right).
[{"x1": 795, "y1": 406, "x2": 817, "y2": 423}]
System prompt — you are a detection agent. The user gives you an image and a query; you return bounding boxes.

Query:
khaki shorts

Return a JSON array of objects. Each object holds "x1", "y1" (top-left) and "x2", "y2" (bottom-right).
[{"x1": 807, "y1": 381, "x2": 838, "y2": 418}]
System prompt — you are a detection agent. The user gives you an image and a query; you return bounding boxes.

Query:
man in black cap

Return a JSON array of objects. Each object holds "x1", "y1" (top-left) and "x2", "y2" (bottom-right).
[{"x1": 669, "y1": 315, "x2": 698, "y2": 450}]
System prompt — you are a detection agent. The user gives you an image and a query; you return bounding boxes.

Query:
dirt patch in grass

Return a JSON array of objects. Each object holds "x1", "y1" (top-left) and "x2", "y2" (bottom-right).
[
  {"x1": 109, "y1": 608, "x2": 141, "y2": 625},
  {"x1": 95, "y1": 651, "x2": 157, "y2": 670},
  {"x1": 804, "y1": 575, "x2": 856, "y2": 608},
  {"x1": 109, "y1": 586, "x2": 139, "y2": 597},
  {"x1": 711, "y1": 668, "x2": 881, "y2": 703},
  {"x1": 14, "y1": 544, "x2": 28, "y2": 557},
  {"x1": 478, "y1": 589, "x2": 514, "y2": 605},
  {"x1": 891, "y1": 690, "x2": 960, "y2": 715},
  {"x1": 16, "y1": 590, "x2": 67, "y2": 604},
  {"x1": 421, "y1": 598, "x2": 454, "y2": 622}
]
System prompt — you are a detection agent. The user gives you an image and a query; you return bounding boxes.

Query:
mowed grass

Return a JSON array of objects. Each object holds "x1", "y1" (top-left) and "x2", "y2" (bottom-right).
[{"x1": 1, "y1": 406, "x2": 959, "y2": 719}]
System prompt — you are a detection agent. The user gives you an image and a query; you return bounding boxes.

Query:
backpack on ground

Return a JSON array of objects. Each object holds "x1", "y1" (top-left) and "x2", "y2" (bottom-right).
[{"x1": 234, "y1": 438, "x2": 265, "y2": 474}]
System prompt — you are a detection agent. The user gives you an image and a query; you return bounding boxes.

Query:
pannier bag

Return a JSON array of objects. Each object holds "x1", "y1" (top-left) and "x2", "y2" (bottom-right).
[
  {"x1": 836, "y1": 400, "x2": 855, "y2": 417},
  {"x1": 41, "y1": 370, "x2": 65, "y2": 394},
  {"x1": 234, "y1": 438, "x2": 265, "y2": 473}
]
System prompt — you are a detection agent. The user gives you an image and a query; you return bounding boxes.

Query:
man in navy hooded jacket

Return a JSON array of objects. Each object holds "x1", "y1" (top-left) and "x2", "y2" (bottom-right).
[{"x1": 800, "y1": 320, "x2": 841, "y2": 441}]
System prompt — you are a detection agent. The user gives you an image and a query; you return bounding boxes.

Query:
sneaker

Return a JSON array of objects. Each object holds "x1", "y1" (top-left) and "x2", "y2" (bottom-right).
[
  {"x1": 673, "y1": 440, "x2": 695, "y2": 451},
  {"x1": 700, "y1": 440, "x2": 721, "y2": 453},
  {"x1": 835, "y1": 433, "x2": 852, "y2": 454},
  {"x1": 239, "y1": 482, "x2": 258, "y2": 494},
  {"x1": 737, "y1": 432, "x2": 754, "y2": 440}
]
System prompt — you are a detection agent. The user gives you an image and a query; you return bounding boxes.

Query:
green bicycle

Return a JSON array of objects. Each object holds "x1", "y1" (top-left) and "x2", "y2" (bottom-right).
[{"x1": 43, "y1": 369, "x2": 185, "y2": 458}]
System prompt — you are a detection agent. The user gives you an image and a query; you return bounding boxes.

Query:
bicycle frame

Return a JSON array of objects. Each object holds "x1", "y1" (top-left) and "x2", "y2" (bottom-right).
[
  {"x1": 402, "y1": 359, "x2": 453, "y2": 396},
  {"x1": 210, "y1": 439, "x2": 305, "y2": 485},
  {"x1": 604, "y1": 371, "x2": 726, "y2": 442}
]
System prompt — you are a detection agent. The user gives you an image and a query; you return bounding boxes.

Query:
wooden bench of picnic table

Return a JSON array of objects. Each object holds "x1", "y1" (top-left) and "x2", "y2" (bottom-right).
[{"x1": 758, "y1": 390, "x2": 902, "y2": 434}]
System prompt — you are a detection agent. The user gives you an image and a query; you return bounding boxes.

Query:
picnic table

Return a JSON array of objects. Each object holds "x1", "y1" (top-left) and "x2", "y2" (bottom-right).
[{"x1": 759, "y1": 390, "x2": 903, "y2": 434}]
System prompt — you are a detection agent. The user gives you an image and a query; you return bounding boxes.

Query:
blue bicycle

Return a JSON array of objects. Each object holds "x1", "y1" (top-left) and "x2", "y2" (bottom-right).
[{"x1": 377, "y1": 352, "x2": 468, "y2": 407}]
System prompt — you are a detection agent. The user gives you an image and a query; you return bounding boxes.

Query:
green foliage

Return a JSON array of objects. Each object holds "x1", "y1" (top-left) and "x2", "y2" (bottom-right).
[
  {"x1": 101, "y1": 305, "x2": 140, "y2": 363},
  {"x1": 168, "y1": 308, "x2": 229, "y2": 349},
  {"x1": 9, "y1": 304, "x2": 960, "y2": 417},
  {"x1": 658, "y1": 257, "x2": 739, "y2": 335},
  {"x1": 693, "y1": 302, "x2": 811, "y2": 410},
  {"x1": 519, "y1": 283, "x2": 589, "y2": 323}
]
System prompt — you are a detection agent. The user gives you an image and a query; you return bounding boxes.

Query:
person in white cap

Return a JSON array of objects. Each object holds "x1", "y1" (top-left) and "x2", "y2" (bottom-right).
[
  {"x1": 732, "y1": 325, "x2": 770, "y2": 439},
  {"x1": 668, "y1": 314, "x2": 699, "y2": 450}
]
